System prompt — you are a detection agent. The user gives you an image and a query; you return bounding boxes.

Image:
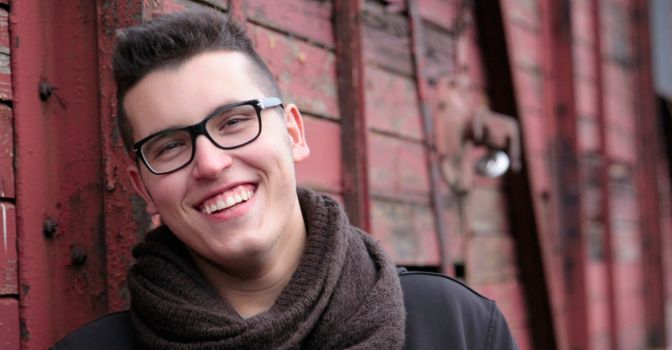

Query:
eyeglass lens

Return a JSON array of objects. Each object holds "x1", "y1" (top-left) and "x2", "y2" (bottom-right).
[{"x1": 140, "y1": 103, "x2": 260, "y2": 173}]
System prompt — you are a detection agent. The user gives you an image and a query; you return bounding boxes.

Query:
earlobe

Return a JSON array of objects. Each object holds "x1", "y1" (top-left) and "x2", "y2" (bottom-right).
[
  {"x1": 284, "y1": 104, "x2": 310, "y2": 162},
  {"x1": 128, "y1": 165, "x2": 159, "y2": 215}
]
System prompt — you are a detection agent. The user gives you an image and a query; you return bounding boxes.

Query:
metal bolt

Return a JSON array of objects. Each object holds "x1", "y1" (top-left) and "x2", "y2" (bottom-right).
[
  {"x1": 38, "y1": 81, "x2": 54, "y2": 101},
  {"x1": 70, "y1": 246, "x2": 87, "y2": 266},
  {"x1": 43, "y1": 219, "x2": 58, "y2": 239}
]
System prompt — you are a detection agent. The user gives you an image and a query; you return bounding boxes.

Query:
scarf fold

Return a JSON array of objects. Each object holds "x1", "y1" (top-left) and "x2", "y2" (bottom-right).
[{"x1": 127, "y1": 188, "x2": 405, "y2": 349}]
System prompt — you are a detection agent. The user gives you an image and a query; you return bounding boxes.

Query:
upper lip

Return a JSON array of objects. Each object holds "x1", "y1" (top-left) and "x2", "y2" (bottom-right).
[{"x1": 192, "y1": 181, "x2": 257, "y2": 209}]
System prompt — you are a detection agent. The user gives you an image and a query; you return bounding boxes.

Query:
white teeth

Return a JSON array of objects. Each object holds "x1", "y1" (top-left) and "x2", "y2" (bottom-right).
[{"x1": 201, "y1": 188, "x2": 255, "y2": 214}]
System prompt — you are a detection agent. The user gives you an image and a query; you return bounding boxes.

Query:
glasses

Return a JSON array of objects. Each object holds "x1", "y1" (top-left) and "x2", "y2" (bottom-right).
[{"x1": 132, "y1": 97, "x2": 283, "y2": 175}]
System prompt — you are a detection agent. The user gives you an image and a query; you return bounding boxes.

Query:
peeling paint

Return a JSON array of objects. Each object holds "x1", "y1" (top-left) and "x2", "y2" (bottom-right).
[{"x1": 1, "y1": 202, "x2": 6, "y2": 254}]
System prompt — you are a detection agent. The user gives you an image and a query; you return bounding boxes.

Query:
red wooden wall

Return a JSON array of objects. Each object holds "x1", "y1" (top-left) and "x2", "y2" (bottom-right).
[{"x1": 1, "y1": 1, "x2": 670, "y2": 349}]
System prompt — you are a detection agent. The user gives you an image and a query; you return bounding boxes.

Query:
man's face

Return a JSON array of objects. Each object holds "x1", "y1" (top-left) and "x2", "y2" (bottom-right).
[{"x1": 124, "y1": 51, "x2": 309, "y2": 269}]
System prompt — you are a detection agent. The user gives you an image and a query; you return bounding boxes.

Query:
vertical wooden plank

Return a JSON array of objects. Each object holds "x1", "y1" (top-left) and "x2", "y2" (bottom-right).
[
  {"x1": 227, "y1": 0, "x2": 246, "y2": 26},
  {"x1": 0, "y1": 298, "x2": 19, "y2": 350},
  {"x1": 541, "y1": 0, "x2": 589, "y2": 349},
  {"x1": 475, "y1": 1, "x2": 559, "y2": 348},
  {"x1": 0, "y1": 202, "x2": 15, "y2": 295},
  {"x1": 407, "y1": 0, "x2": 449, "y2": 274},
  {"x1": 591, "y1": 0, "x2": 619, "y2": 348},
  {"x1": 96, "y1": 0, "x2": 155, "y2": 313},
  {"x1": 631, "y1": 0, "x2": 667, "y2": 346},
  {"x1": 334, "y1": 0, "x2": 370, "y2": 231},
  {"x1": 0, "y1": 105, "x2": 12, "y2": 199}
]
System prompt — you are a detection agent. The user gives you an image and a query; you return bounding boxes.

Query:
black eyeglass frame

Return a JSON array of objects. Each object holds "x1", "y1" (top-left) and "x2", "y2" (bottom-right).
[{"x1": 132, "y1": 97, "x2": 284, "y2": 175}]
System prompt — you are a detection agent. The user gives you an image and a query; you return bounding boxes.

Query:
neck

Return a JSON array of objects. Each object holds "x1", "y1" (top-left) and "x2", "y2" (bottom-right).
[{"x1": 191, "y1": 201, "x2": 307, "y2": 318}]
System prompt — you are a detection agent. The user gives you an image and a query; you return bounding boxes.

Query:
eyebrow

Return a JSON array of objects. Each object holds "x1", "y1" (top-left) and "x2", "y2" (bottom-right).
[{"x1": 150, "y1": 98, "x2": 254, "y2": 134}]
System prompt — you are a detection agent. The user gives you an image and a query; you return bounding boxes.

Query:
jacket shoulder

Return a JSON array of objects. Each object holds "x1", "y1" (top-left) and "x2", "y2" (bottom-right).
[
  {"x1": 51, "y1": 311, "x2": 134, "y2": 350},
  {"x1": 399, "y1": 270, "x2": 518, "y2": 350}
]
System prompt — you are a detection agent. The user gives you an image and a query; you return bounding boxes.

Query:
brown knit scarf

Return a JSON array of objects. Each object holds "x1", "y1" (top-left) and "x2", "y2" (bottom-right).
[{"x1": 127, "y1": 188, "x2": 405, "y2": 349}]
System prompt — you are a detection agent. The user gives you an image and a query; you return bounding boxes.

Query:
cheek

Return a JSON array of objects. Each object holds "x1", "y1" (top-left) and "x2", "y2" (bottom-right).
[{"x1": 145, "y1": 176, "x2": 186, "y2": 209}]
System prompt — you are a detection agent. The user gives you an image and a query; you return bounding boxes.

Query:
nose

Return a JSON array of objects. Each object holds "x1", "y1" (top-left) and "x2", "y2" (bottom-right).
[{"x1": 191, "y1": 135, "x2": 233, "y2": 179}]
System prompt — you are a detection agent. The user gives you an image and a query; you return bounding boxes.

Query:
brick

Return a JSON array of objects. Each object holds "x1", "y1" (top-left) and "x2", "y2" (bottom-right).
[
  {"x1": 0, "y1": 202, "x2": 15, "y2": 295},
  {"x1": 0, "y1": 298, "x2": 19, "y2": 350},
  {"x1": 0, "y1": 105, "x2": 12, "y2": 199},
  {"x1": 365, "y1": 65, "x2": 422, "y2": 140},
  {"x1": 370, "y1": 199, "x2": 439, "y2": 266},
  {"x1": 295, "y1": 116, "x2": 341, "y2": 193},
  {"x1": 251, "y1": 24, "x2": 339, "y2": 119}
]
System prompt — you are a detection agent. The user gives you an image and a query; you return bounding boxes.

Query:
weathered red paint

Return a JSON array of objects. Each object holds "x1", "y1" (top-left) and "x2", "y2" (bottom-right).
[
  {"x1": 368, "y1": 133, "x2": 429, "y2": 201},
  {"x1": 13, "y1": 1, "x2": 108, "y2": 348},
  {"x1": 0, "y1": 202, "x2": 16, "y2": 295},
  {"x1": 0, "y1": 297, "x2": 19, "y2": 350},
  {"x1": 407, "y1": 0, "x2": 450, "y2": 274},
  {"x1": 246, "y1": 0, "x2": 334, "y2": 48},
  {"x1": 0, "y1": 105, "x2": 12, "y2": 199},
  {"x1": 252, "y1": 23, "x2": 339, "y2": 119},
  {"x1": 365, "y1": 66, "x2": 422, "y2": 140},
  {"x1": 362, "y1": 1, "x2": 412, "y2": 76},
  {"x1": 590, "y1": 0, "x2": 619, "y2": 347},
  {"x1": 632, "y1": 0, "x2": 667, "y2": 346},
  {"x1": 543, "y1": 0, "x2": 590, "y2": 348},
  {"x1": 295, "y1": 116, "x2": 342, "y2": 194},
  {"x1": 334, "y1": 0, "x2": 371, "y2": 231},
  {"x1": 96, "y1": 0, "x2": 154, "y2": 313},
  {"x1": 371, "y1": 198, "x2": 439, "y2": 266}
]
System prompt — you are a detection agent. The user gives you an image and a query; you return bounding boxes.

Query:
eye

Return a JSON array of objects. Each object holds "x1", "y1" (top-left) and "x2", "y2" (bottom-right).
[{"x1": 145, "y1": 136, "x2": 189, "y2": 161}]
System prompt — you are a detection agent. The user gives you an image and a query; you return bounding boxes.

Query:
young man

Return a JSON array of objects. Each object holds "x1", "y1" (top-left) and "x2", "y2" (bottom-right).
[{"x1": 53, "y1": 9, "x2": 518, "y2": 349}]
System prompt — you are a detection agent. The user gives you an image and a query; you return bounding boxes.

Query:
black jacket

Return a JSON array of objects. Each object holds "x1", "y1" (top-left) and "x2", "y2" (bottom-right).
[{"x1": 52, "y1": 270, "x2": 519, "y2": 349}]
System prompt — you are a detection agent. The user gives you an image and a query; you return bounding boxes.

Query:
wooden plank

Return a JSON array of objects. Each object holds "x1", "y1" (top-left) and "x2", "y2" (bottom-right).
[
  {"x1": 368, "y1": 132, "x2": 430, "y2": 202},
  {"x1": 251, "y1": 24, "x2": 339, "y2": 119},
  {"x1": 467, "y1": 235, "x2": 519, "y2": 284},
  {"x1": 0, "y1": 9, "x2": 10, "y2": 101},
  {"x1": 631, "y1": 0, "x2": 667, "y2": 344},
  {"x1": 295, "y1": 116, "x2": 341, "y2": 193},
  {"x1": 408, "y1": 0, "x2": 450, "y2": 274},
  {"x1": 466, "y1": 187, "x2": 510, "y2": 235},
  {"x1": 365, "y1": 65, "x2": 422, "y2": 140},
  {"x1": 246, "y1": 0, "x2": 334, "y2": 48},
  {"x1": 362, "y1": 1, "x2": 413, "y2": 76},
  {"x1": 417, "y1": 0, "x2": 458, "y2": 30},
  {"x1": 370, "y1": 199, "x2": 439, "y2": 266},
  {"x1": 0, "y1": 298, "x2": 19, "y2": 350},
  {"x1": 0, "y1": 105, "x2": 12, "y2": 199},
  {"x1": 422, "y1": 21, "x2": 456, "y2": 87},
  {"x1": 0, "y1": 202, "x2": 15, "y2": 295},
  {"x1": 334, "y1": 0, "x2": 370, "y2": 231}
]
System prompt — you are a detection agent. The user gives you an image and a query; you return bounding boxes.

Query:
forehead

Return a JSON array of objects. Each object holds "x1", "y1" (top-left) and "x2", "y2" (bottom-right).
[{"x1": 124, "y1": 51, "x2": 266, "y2": 140}]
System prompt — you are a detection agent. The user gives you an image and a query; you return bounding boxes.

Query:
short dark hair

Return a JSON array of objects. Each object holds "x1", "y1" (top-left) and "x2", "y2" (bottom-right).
[{"x1": 112, "y1": 9, "x2": 281, "y2": 151}]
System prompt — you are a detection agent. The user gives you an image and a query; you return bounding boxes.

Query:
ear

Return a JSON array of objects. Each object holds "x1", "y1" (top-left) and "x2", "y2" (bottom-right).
[
  {"x1": 128, "y1": 164, "x2": 159, "y2": 215},
  {"x1": 283, "y1": 103, "x2": 310, "y2": 162}
]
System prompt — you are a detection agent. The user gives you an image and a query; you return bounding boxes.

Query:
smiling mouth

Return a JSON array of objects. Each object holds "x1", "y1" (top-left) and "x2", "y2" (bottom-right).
[{"x1": 199, "y1": 185, "x2": 255, "y2": 215}]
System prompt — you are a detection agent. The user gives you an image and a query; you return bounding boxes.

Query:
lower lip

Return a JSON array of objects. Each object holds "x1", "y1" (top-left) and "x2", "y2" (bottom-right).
[{"x1": 201, "y1": 191, "x2": 256, "y2": 222}]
